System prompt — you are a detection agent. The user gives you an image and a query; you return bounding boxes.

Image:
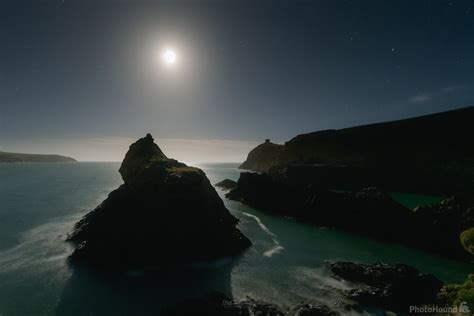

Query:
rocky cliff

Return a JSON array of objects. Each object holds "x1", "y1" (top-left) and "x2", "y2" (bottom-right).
[
  {"x1": 239, "y1": 140, "x2": 284, "y2": 172},
  {"x1": 239, "y1": 107, "x2": 474, "y2": 194},
  {"x1": 226, "y1": 169, "x2": 474, "y2": 260},
  {"x1": 67, "y1": 134, "x2": 251, "y2": 270}
]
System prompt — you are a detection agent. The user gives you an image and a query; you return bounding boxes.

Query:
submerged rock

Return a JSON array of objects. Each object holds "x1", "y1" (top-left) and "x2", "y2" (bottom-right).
[
  {"x1": 67, "y1": 134, "x2": 251, "y2": 269},
  {"x1": 329, "y1": 261, "x2": 444, "y2": 313}
]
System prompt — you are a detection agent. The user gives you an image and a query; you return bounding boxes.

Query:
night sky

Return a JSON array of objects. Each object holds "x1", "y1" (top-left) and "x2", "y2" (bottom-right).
[{"x1": 1, "y1": 0, "x2": 473, "y2": 161}]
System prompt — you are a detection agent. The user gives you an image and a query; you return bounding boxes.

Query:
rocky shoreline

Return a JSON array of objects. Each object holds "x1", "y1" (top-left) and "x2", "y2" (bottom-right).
[
  {"x1": 225, "y1": 169, "x2": 474, "y2": 261},
  {"x1": 162, "y1": 261, "x2": 447, "y2": 315}
]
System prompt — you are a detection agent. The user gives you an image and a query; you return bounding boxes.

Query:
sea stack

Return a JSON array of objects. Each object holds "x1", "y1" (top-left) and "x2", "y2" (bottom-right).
[{"x1": 67, "y1": 134, "x2": 251, "y2": 269}]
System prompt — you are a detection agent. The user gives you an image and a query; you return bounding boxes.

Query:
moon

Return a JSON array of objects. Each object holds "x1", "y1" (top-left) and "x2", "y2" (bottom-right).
[{"x1": 162, "y1": 49, "x2": 177, "y2": 65}]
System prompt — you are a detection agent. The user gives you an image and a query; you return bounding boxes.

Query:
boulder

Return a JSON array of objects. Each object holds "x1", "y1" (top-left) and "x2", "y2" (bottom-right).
[{"x1": 67, "y1": 134, "x2": 251, "y2": 270}]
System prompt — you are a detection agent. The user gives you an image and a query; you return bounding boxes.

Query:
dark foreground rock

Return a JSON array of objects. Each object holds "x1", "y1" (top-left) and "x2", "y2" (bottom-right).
[
  {"x1": 161, "y1": 292, "x2": 336, "y2": 316},
  {"x1": 330, "y1": 262, "x2": 444, "y2": 313},
  {"x1": 215, "y1": 179, "x2": 238, "y2": 191},
  {"x1": 162, "y1": 262, "x2": 443, "y2": 315},
  {"x1": 67, "y1": 134, "x2": 251, "y2": 269}
]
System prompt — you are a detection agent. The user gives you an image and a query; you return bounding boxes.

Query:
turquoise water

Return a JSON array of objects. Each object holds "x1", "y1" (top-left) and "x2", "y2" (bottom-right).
[
  {"x1": 389, "y1": 192, "x2": 444, "y2": 209},
  {"x1": 0, "y1": 162, "x2": 472, "y2": 315}
]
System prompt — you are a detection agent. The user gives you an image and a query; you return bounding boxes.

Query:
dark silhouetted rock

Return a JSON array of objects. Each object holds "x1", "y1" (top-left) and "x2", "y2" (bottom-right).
[
  {"x1": 330, "y1": 262, "x2": 444, "y2": 313},
  {"x1": 227, "y1": 170, "x2": 415, "y2": 243},
  {"x1": 67, "y1": 134, "x2": 251, "y2": 270},
  {"x1": 227, "y1": 167, "x2": 474, "y2": 260},
  {"x1": 413, "y1": 196, "x2": 474, "y2": 259},
  {"x1": 215, "y1": 179, "x2": 238, "y2": 191},
  {"x1": 240, "y1": 107, "x2": 474, "y2": 195},
  {"x1": 239, "y1": 140, "x2": 284, "y2": 173}
]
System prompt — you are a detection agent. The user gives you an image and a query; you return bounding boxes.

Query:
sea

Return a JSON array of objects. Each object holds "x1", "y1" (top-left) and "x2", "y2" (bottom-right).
[{"x1": 0, "y1": 162, "x2": 472, "y2": 315}]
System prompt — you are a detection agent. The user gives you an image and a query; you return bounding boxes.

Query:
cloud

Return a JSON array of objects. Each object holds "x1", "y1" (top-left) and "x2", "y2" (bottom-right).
[
  {"x1": 442, "y1": 84, "x2": 468, "y2": 93},
  {"x1": 409, "y1": 93, "x2": 432, "y2": 104},
  {"x1": 409, "y1": 84, "x2": 470, "y2": 105}
]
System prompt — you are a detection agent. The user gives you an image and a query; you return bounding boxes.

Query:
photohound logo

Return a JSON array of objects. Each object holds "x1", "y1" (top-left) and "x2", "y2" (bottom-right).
[
  {"x1": 409, "y1": 302, "x2": 471, "y2": 314},
  {"x1": 460, "y1": 302, "x2": 471, "y2": 314}
]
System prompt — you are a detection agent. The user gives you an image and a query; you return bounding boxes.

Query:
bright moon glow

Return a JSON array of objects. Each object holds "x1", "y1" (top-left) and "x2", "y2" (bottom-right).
[{"x1": 162, "y1": 49, "x2": 177, "y2": 65}]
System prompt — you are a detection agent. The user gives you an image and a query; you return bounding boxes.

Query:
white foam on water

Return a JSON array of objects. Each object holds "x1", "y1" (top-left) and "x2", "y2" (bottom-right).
[
  {"x1": 239, "y1": 211, "x2": 285, "y2": 258},
  {"x1": 290, "y1": 266, "x2": 352, "y2": 291},
  {"x1": 263, "y1": 245, "x2": 285, "y2": 257},
  {"x1": 0, "y1": 214, "x2": 79, "y2": 274},
  {"x1": 286, "y1": 266, "x2": 368, "y2": 315},
  {"x1": 240, "y1": 211, "x2": 276, "y2": 237}
]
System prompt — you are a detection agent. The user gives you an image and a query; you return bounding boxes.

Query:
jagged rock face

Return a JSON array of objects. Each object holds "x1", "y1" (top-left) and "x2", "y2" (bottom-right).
[
  {"x1": 119, "y1": 133, "x2": 168, "y2": 184},
  {"x1": 67, "y1": 134, "x2": 251, "y2": 270}
]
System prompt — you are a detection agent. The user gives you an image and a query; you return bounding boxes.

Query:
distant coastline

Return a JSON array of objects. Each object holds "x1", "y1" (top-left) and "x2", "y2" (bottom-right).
[{"x1": 0, "y1": 151, "x2": 77, "y2": 163}]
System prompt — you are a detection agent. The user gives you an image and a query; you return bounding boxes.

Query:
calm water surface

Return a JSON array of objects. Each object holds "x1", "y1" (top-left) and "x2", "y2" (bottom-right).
[{"x1": 0, "y1": 162, "x2": 472, "y2": 315}]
